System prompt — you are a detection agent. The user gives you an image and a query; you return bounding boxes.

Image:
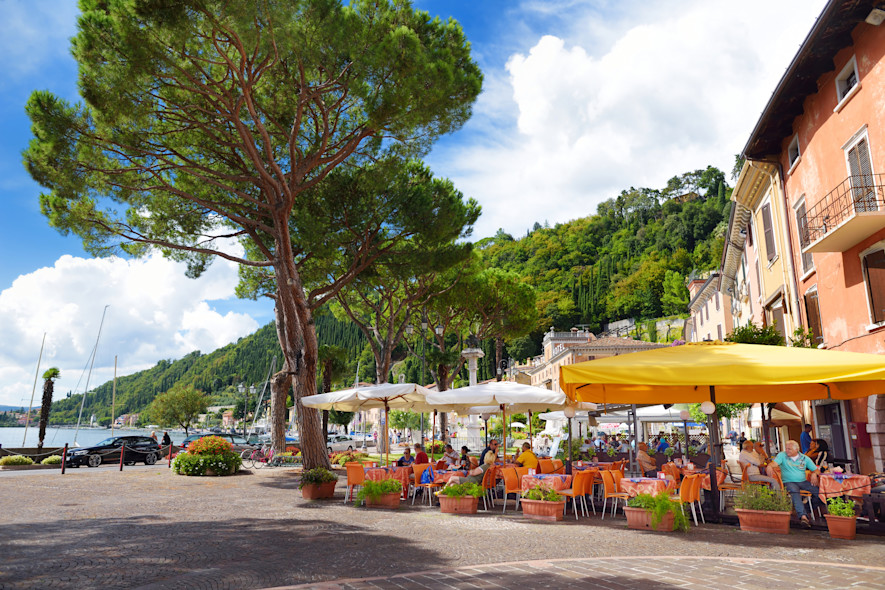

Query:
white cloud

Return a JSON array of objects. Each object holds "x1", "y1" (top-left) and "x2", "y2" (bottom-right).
[
  {"x1": 0, "y1": 250, "x2": 260, "y2": 407},
  {"x1": 430, "y1": 0, "x2": 829, "y2": 238},
  {"x1": 0, "y1": 0, "x2": 78, "y2": 81}
]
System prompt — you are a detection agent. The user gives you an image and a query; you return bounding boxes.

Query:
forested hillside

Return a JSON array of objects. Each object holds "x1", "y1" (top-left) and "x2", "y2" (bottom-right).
[
  {"x1": 481, "y1": 166, "x2": 732, "y2": 359},
  {"x1": 49, "y1": 312, "x2": 365, "y2": 425}
]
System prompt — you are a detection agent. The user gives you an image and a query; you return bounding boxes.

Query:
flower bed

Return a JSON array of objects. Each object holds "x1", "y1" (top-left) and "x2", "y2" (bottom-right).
[{"x1": 172, "y1": 436, "x2": 242, "y2": 476}]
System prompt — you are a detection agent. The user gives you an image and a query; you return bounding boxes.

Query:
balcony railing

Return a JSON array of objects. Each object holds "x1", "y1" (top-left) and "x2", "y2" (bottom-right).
[{"x1": 799, "y1": 174, "x2": 885, "y2": 252}]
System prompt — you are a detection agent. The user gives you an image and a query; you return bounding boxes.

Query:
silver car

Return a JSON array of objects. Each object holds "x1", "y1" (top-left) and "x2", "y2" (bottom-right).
[{"x1": 326, "y1": 434, "x2": 362, "y2": 452}]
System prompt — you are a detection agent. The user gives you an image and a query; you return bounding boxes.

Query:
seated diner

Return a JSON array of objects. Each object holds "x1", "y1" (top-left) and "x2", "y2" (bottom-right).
[
  {"x1": 515, "y1": 442, "x2": 539, "y2": 470},
  {"x1": 397, "y1": 447, "x2": 415, "y2": 467}
]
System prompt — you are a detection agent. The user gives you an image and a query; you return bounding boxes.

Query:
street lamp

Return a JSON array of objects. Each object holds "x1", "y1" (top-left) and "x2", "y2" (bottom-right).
[
  {"x1": 679, "y1": 409, "x2": 691, "y2": 458},
  {"x1": 563, "y1": 405, "x2": 576, "y2": 474}
]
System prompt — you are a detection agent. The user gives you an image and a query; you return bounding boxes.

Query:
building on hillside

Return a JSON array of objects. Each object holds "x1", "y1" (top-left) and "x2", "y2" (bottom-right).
[
  {"x1": 729, "y1": 0, "x2": 885, "y2": 472},
  {"x1": 685, "y1": 271, "x2": 732, "y2": 342},
  {"x1": 720, "y1": 200, "x2": 765, "y2": 330},
  {"x1": 528, "y1": 327, "x2": 666, "y2": 392}
]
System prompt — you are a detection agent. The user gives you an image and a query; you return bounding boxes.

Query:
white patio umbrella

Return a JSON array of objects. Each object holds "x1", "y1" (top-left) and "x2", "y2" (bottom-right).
[
  {"x1": 510, "y1": 421, "x2": 527, "y2": 429},
  {"x1": 300, "y1": 383, "x2": 433, "y2": 466}
]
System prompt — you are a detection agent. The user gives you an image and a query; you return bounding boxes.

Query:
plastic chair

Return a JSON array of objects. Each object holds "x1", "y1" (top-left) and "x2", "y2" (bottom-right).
[
  {"x1": 480, "y1": 465, "x2": 498, "y2": 510},
  {"x1": 412, "y1": 463, "x2": 441, "y2": 506},
  {"x1": 600, "y1": 469, "x2": 629, "y2": 519},
  {"x1": 740, "y1": 462, "x2": 768, "y2": 489},
  {"x1": 345, "y1": 463, "x2": 365, "y2": 503},
  {"x1": 689, "y1": 471, "x2": 705, "y2": 524},
  {"x1": 515, "y1": 466, "x2": 530, "y2": 480},
  {"x1": 551, "y1": 459, "x2": 565, "y2": 474},
  {"x1": 501, "y1": 467, "x2": 522, "y2": 513},
  {"x1": 435, "y1": 460, "x2": 448, "y2": 470},
  {"x1": 558, "y1": 471, "x2": 591, "y2": 519},
  {"x1": 670, "y1": 473, "x2": 699, "y2": 525},
  {"x1": 538, "y1": 459, "x2": 554, "y2": 474}
]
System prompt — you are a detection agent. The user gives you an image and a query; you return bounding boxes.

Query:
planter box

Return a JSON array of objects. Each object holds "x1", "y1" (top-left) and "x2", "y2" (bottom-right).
[
  {"x1": 624, "y1": 506, "x2": 676, "y2": 531},
  {"x1": 438, "y1": 495, "x2": 479, "y2": 514},
  {"x1": 364, "y1": 492, "x2": 401, "y2": 509},
  {"x1": 825, "y1": 515, "x2": 857, "y2": 540},
  {"x1": 520, "y1": 499, "x2": 566, "y2": 521},
  {"x1": 301, "y1": 481, "x2": 337, "y2": 500},
  {"x1": 735, "y1": 509, "x2": 791, "y2": 534}
]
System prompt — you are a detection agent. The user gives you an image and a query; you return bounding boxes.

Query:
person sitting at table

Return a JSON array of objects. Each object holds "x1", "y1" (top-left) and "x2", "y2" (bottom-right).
[
  {"x1": 738, "y1": 441, "x2": 780, "y2": 489},
  {"x1": 458, "y1": 446, "x2": 471, "y2": 470},
  {"x1": 617, "y1": 437, "x2": 629, "y2": 453},
  {"x1": 479, "y1": 439, "x2": 499, "y2": 465},
  {"x1": 773, "y1": 440, "x2": 826, "y2": 528},
  {"x1": 396, "y1": 447, "x2": 415, "y2": 467},
  {"x1": 754, "y1": 441, "x2": 769, "y2": 460},
  {"x1": 811, "y1": 438, "x2": 829, "y2": 467},
  {"x1": 442, "y1": 444, "x2": 459, "y2": 466},
  {"x1": 637, "y1": 442, "x2": 657, "y2": 477},
  {"x1": 515, "y1": 442, "x2": 539, "y2": 470},
  {"x1": 414, "y1": 443, "x2": 429, "y2": 464},
  {"x1": 445, "y1": 452, "x2": 495, "y2": 487}
]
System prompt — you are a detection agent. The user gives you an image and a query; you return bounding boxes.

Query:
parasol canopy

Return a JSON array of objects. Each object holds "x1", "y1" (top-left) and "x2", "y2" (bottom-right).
[
  {"x1": 425, "y1": 381, "x2": 568, "y2": 412},
  {"x1": 560, "y1": 341, "x2": 885, "y2": 405}
]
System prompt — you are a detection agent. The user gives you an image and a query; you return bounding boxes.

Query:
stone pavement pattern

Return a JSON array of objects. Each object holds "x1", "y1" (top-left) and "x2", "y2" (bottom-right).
[{"x1": 0, "y1": 467, "x2": 883, "y2": 590}]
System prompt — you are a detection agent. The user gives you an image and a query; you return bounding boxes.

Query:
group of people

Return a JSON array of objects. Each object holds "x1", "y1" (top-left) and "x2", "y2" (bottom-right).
[{"x1": 149, "y1": 431, "x2": 172, "y2": 447}]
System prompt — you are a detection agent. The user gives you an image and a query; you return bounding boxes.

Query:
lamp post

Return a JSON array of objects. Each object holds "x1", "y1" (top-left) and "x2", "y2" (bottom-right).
[
  {"x1": 700, "y1": 396, "x2": 720, "y2": 520},
  {"x1": 563, "y1": 405, "x2": 576, "y2": 475},
  {"x1": 679, "y1": 409, "x2": 691, "y2": 461}
]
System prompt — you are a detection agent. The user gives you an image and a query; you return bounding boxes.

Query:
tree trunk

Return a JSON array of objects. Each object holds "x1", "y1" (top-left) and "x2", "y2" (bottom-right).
[
  {"x1": 495, "y1": 337, "x2": 504, "y2": 381},
  {"x1": 37, "y1": 380, "x2": 52, "y2": 449},
  {"x1": 270, "y1": 368, "x2": 289, "y2": 454}
]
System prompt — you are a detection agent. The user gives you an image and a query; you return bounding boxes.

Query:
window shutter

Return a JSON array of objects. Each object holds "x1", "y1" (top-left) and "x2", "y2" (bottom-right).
[
  {"x1": 795, "y1": 202, "x2": 814, "y2": 270},
  {"x1": 863, "y1": 250, "x2": 885, "y2": 324},
  {"x1": 848, "y1": 138, "x2": 876, "y2": 212},
  {"x1": 804, "y1": 291, "x2": 824, "y2": 345},
  {"x1": 761, "y1": 204, "x2": 776, "y2": 261},
  {"x1": 769, "y1": 302, "x2": 786, "y2": 340}
]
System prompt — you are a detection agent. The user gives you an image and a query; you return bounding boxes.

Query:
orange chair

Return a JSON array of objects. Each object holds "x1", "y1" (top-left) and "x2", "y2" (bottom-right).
[
  {"x1": 345, "y1": 463, "x2": 366, "y2": 503},
  {"x1": 501, "y1": 467, "x2": 522, "y2": 513},
  {"x1": 435, "y1": 460, "x2": 448, "y2": 470},
  {"x1": 515, "y1": 466, "x2": 530, "y2": 480},
  {"x1": 670, "y1": 473, "x2": 699, "y2": 525},
  {"x1": 538, "y1": 459, "x2": 554, "y2": 474},
  {"x1": 716, "y1": 460, "x2": 742, "y2": 510},
  {"x1": 599, "y1": 469, "x2": 629, "y2": 519},
  {"x1": 411, "y1": 463, "x2": 441, "y2": 506},
  {"x1": 551, "y1": 459, "x2": 565, "y2": 474},
  {"x1": 689, "y1": 472, "x2": 705, "y2": 525},
  {"x1": 740, "y1": 462, "x2": 768, "y2": 489},
  {"x1": 481, "y1": 465, "x2": 498, "y2": 510},
  {"x1": 558, "y1": 470, "x2": 593, "y2": 519},
  {"x1": 469, "y1": 456, "x2": 479, "y2": 469}
]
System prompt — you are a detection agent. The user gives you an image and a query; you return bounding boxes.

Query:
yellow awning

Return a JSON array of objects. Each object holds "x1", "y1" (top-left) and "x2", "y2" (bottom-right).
[{"x1": 559, "y1": 341, "x2": 885, "y2": 405}]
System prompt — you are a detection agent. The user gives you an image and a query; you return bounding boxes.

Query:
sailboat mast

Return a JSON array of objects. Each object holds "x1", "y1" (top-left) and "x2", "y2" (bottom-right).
[
  {"x1": 21, "y1": 332, "x2": 46, "y2": 446},
  {"x1": 74, "y1": 305, "x2": 109, "y2": 444},
  {"x1": 111, "y1": 355, "x2": 117, "y2": 435}
]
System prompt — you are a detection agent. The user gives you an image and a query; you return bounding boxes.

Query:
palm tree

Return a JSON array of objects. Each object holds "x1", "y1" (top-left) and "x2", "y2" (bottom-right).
[
  {"x1": 38, "y1": 368, "x2": 60, "y2": 448},
  {"x1": 317, "y1": 345, "x2": 348, "y2": 441}
]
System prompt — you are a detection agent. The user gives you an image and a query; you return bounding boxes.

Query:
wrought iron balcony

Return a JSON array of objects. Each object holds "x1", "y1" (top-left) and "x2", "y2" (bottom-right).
[{"x1": 799, "y1": 174, "x2": 885, "y2": 253}]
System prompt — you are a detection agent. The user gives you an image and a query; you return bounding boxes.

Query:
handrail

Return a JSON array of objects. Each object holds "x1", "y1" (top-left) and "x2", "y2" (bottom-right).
[{"x1": 799, "y1": 173, "x2": 885, "y2": 249}]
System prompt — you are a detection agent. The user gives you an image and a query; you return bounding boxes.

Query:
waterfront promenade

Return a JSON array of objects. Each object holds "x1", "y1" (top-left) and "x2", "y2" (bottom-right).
[{"x1": 1, "y1": 467, "x2": 883, "y2": 589}]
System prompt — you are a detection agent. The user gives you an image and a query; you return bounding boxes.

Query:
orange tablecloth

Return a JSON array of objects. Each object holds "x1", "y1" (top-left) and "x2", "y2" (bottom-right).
[
  {"x1": 619, "y1": 477, "x2": 677, "y2": 497},
  {"x1": 521, "y1": 474, "x2": 572, "y2": 492},
  {"x1": 433, "y1": 470, "x2": 468, "y2": 485},
  {"x1": 364, "y1": 466, "x2": 411, "y2": 495},
  {"x1": 700, "y1": 469, "x2": 728, "y2": 491},
  {"x1": 818, "y1": 474, "x2": 871, "y2": 503}
]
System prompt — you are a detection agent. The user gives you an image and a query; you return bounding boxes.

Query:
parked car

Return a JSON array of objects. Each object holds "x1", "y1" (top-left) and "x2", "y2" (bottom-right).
[
  {"x1": 327, "y1": 434, "x2": 362, "y2": 452},
  {"x1": 65, "y1": 436, "x2": 161, "y2": 468},
  {"x1": 179, "y1": 433, "x2": 256, "y2": 454}
]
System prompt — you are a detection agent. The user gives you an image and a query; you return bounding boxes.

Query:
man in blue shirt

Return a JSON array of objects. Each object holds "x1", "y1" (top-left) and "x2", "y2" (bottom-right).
[
  {"x1": 774, "y1": 439, "x2": 825, "y2": 527},
  {"x1": 800, "y1": 424, "x2": 813, "y2": 454},
  {"x1": 656, "y1": 436, "x2": 670, "y2": 454}
]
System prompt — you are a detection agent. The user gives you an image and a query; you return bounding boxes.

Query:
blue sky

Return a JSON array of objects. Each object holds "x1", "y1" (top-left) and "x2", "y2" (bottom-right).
[{"x1": 0, "y1": 0, "x2": 828, "y2": 406}]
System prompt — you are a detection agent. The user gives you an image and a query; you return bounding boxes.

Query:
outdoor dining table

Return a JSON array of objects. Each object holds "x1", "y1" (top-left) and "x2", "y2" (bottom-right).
[
  {"x1": 818, "y1": 473, "x2": 871, "y2": 503},
  {"x1": 433, "y1": 470, "x2": 468, "y2": 485},
  {"x1": 364, "y1": 465, "x2": 412, "y2": 495},
  {"x1": 521, "y1": 473, "x2": 572, "y2": 492},
  {"x1": 619, "y1": 477, "x2": 677, "y2": 497}
]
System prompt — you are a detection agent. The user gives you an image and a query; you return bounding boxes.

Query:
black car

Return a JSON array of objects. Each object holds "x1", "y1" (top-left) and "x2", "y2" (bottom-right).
[
  {"x1": 179, "y1": 433, "x2": 256, "y2": 453},
  {"x1": 65, "y1": 436, "x2": 161, "y2": 468}
]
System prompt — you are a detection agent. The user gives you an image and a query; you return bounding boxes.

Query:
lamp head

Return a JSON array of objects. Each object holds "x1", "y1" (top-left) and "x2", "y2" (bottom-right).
[{"x1": 700, "y1": 401, "x2": 716, "y2": 415}]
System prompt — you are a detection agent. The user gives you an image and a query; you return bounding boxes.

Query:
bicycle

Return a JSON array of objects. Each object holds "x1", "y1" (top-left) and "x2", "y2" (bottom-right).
[{"x1": 240, "y1": 444, "x2": 273, "y2": 469}]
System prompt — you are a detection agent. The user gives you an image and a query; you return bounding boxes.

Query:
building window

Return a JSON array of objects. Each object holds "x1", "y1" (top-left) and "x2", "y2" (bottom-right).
[
  {"x1": 760, "y1": 202, "x2": 776, "y2": 262},
  {"x1": 767, "y1": 299, "x2": 787, "y2": 341},
  {"x1": 699, "y1": 309, "x2": 704, "y2": 326},
  {"x1": 788, "y1": 135, "x2": 800, "y2": 169},
  {"x1": 705, "y1": 304, "x2": 709, "y2": 321},
  {"x1": 862, "y1": 248, "x2": 885, "y2": 325},
  {"x1": 845, "y1": 134, "x2": 877, "y2": 212},
  {"x1": 746, "y1": 221, "x2": 754, "y2": 248},
  {"x1": 794, "y1": 197, "x2": 814, "y2": 273},
  {"x1": 835, "y1": 56, "x2": 859, "y2": 104},
  {"x1": 715, "y1": 292, "x2": 720, "y2": 311},
  {"x1": 804, "y1": 289, "x2": 824, "y2": 346},
  {"x1": 717, "y1": 325, "x2": 722, "y2": 340}
]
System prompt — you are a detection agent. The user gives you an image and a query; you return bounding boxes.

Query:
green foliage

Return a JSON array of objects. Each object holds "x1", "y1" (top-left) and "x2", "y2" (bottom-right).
[
  {"x1": 826, "y1": 497, "x2": 856, "y2": 517},
  {"x1": 172, "y1": 451, "x2": 242, "y2": 476},
  {"x1": 627, "y1": 491, "x2": 690, "y2": 532},
  {"x1": 331, "y1": 451, "x2": 368, "y2": 465},
  {"x1": 147, "y1": 385, "x2": 208, "y2": 434},
  {"x1": 41, "y1": 455, "x2": 63, "y2": 465},
  {"x1": 725, "y1": 324, "x2": 785, "y2": 346},
  {"x1": 688, "y1": 402, "x2": 751, "y2": 423},
  {"x1": 329, "y1": 410, "x2": 355, "y2": 429},
  {"x1": 0, "y1": 455, "x2": 35, "y2": 466},
  {"x1": 647, "y1": 447, "x2": 657, "y2": 456},
  {"x1": 356, "y1": 479, "x2": 403, "y2": 504},
  {"x1": 661, "y1": 271, "x2": 689, "y2": 316},
  {"x1": 299, "y1": 467, "x2": 339, "y2": 488},
  {"x1": 389, "y1": 410, "x2": 424, "y2": 431},
  {"x1": 437, "y1": 483, "x2": 483, "y2": 498},
  {"x1": 733, "y1": 485, "x2": 793, "y2": 512},
  {"x1": 522, "y1": 487, "x2": 563, "y2": 502},
  {"x1": 42, "y1": 367, "x2": 61, "y2": 381},
  {"x1": 790, "y1": 327, "x2": 817, "y2": 348},
  {"x1": 664, "y1": 447, "x2": 675, "y2": 458}
]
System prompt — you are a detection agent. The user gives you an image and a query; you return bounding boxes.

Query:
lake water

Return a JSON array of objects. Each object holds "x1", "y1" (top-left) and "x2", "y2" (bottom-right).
[{"x1": 0, "y1": 427, "x2": 190, "y2": 448}]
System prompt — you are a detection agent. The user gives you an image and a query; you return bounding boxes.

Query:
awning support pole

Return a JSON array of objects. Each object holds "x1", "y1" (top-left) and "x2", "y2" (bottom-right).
[{"x1": 706, "y1": 386, "x2": 721, "y2": 523}]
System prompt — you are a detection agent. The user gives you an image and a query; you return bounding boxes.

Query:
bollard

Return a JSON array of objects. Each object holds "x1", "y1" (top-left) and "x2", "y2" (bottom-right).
[
  {"x1": 167, "y1": 443, "x2": 173, "y2": 468},
  {"x1": 61, "y1": 444, "x2": 68, "y2": 475},
  {"x1": 119, "y1": 443, "x2": 125, "y2": 471}
]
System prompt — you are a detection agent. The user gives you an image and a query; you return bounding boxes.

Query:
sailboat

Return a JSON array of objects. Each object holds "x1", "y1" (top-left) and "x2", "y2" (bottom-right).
[{"x1": 72, "y1": 305, "x2": 110, "y2": 446}]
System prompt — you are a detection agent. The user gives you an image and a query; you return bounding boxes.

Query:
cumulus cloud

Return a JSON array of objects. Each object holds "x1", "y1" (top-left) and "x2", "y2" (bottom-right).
[
  {"x1": 429, "y1": 0, "x2": 828, "y2": 238},
  {"x1": 0, "y1": 251, "x2": 260, "y2": 407}
]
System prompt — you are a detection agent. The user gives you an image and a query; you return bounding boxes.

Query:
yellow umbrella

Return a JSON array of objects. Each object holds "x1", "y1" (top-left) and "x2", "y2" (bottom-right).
[{"x1": 560, "y1": 341, "x2": 885, "y2": 405}]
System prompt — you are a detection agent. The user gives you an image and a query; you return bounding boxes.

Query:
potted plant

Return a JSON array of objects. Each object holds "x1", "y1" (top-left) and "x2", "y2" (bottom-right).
[
  {"x1": 437, "y1": 483, "x2": 483, "y2": 514},
  {"x1": 357, "y1": 478, "x2": 402, "y2": 508},
  {"x1": 664, "y1": 447, "x2": 676, "y2": 459},
  {"x1": 825, "y1": 497, "x2": 857, "y2": 540},
  {"x1": 624, "y1": 491, "x2": 690, "y2": 532},
  {"x1": 734, "y1": 484, "x2": 793, "y2": 534},
  {"x1": 606, "y1": 447, "x2": 617, "y2": 458},
  {"x1": 299, "y1": 467, "x2": 339, "y2": 500},
  {"x1": 520, "y1": 487, "x2": 567, "y2": 521}
]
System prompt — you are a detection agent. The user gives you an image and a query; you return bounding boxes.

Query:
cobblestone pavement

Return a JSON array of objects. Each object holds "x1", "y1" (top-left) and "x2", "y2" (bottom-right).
[{"x1": 1, "y1": 467, "x2": 883, "y2": 590}]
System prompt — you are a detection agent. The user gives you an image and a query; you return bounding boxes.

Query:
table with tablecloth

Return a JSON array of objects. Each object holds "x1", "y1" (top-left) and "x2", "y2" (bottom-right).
[
  {"x1": 433, "y1": 470, "x2": 468, "y2": 485},
  {"x1": 699, "y1": 468, "x2": 728, "y2": 491},
  {"x1": 619, "y1": 477, "x2": 677, "y2": 497},
  {"x1": 364, "y1": 466, "x2": 412, "y2": 495},
  {"x1": 818, "y1": 473, "x2": 871, "y2": 503},
  {"x1": 521, "y1": 473, "x2": 572, "y2": 492}
]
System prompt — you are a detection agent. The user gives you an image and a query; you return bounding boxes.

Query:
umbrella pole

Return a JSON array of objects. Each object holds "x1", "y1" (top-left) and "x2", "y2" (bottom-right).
[
  {"x1": 528, "y1": 410, "x2": 533, "y2": 452},
  {"x1": 501, "y1": 405, "x2": 506, "y2": 462},
  {"x1": 431, "y1": 410, "x2": 436, "y2": 462},
  {"x1": 567, "y1": 416, "x2": 573, "y2": 475},
  {"x1": 384, "y1": 401, "x2": 390, "y2": 468},
  {"x1": 706, "y1": 386, "x2": 721, "y2": 522}
]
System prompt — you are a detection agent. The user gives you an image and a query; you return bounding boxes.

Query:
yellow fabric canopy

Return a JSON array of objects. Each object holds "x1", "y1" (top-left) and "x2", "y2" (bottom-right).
[{"x1": 559, "y1": 341, "x2": 885, "y2": 405}]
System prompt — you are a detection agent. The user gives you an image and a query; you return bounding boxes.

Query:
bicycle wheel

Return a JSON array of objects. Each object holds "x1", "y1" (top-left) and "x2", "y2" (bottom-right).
[{"x1": 240, "y1": 449, "x2": 254, "y2": 469}]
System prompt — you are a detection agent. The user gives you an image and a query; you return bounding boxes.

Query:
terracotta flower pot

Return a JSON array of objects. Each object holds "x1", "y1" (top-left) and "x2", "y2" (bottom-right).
[
  {"x1": 301, "y1": 481, "x2": 337, "y2": 500},
  {"x1": 825, "y1": 514, "x2": 857, "y2": 540},
  {"x1": 735, "y1": 509, "x2": 791, "y2": 534},
  {"x1": 520, "y1": 499, "x2": 566, "y2": 521},
  {"x1": 624, "y1": 506, "x2": 676, "y2": 531},
  {"x1": 438, "y1": 495, "x2": 479, "y2": 514},
  {"x1": 365, "y1": 492, "x2": 401, "y2": 509}
]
